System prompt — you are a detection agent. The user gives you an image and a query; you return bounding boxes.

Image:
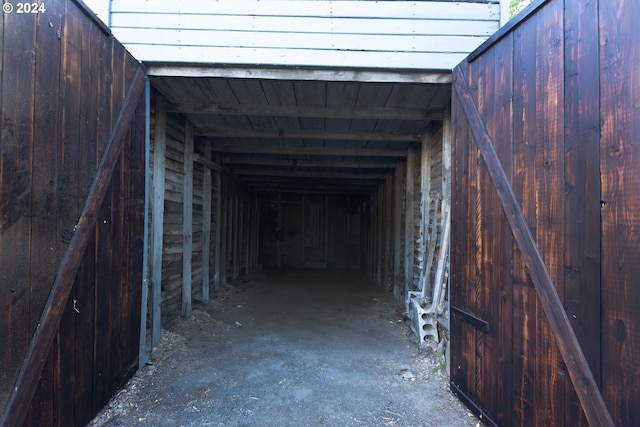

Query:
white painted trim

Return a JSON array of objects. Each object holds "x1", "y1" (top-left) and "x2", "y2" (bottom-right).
[
  {"x1": 114, "y1": 28, "x2": 487, "y2": 53},
  {"x1": 122, "y1": 44, "x2": 468, "y2": 71},
  {"x1": 146, "y1": 65, "x2": 452, "y2": 84}
]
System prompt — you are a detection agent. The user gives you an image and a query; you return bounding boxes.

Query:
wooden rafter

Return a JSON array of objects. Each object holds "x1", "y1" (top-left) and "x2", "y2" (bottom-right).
[
  {"x1": 169, "y1": 102, "x2": 441, "y2": 120},
  {"x1": 214, "y1": 145, "x2": 407, "y2": 157},
  {"x1": 233, "y1": 168, "x2": 387, "y2": 179},
  {"x1": 222, "y1": 156, "x2": 397, "y2": 169},
  {"x1": 197, "y1": 127, "x2": 419, "y2": 141}
]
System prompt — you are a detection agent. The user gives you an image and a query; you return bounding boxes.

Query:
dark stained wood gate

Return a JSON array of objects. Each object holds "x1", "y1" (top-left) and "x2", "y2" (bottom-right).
[
  {"x1": 0, "y1": 1, "x2": 146, "y2": 425},
  {"x1": 450, "y1": 0, "x2": 639, "y2": 426}
]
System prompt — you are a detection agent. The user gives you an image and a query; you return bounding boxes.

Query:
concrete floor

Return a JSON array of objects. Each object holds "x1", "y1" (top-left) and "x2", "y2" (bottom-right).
[{"x1": 90, "y1": 268, "x2": 479, "y2": 427}]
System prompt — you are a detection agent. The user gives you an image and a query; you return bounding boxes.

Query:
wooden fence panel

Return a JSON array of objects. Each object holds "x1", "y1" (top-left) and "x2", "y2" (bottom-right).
[
  {"x1": 451, "y1": 0, "x2": 638, "y2": 425},
  {"x1": 0, "y1": 1, "x2": 146, "y2": 425}
]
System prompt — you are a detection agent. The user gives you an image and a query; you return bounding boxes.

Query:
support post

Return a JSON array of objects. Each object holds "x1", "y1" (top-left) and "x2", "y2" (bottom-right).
[
  {"x1": 393, "y1": 161, "x2": 405, "y2": 299},
  {"x1": 150, "y1": 96, "x2": 166, "y2": 345},
  {"x1": 213, "y1": 172, "x2": 222, "y2": 289},
  {"x1": 201, "y1": 144, "x2": 212, "y2": 301},
  {"x1": 232, "y1": 197, "x2": 239, "y2": 280},
  {"x1": 220, "y1": 180, "x2": 228, "y2": 286},
  {"x1": 404, "y1": 146, "x2": 416, "y2": 299},
  {"x1": 182, "y1": 121, "x2": 194, "y2": 317},
  {"x1": 384, "y1": 172, "x2": 394, "y2": 291}
]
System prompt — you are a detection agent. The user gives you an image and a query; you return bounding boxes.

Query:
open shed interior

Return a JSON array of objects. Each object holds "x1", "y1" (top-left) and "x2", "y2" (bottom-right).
[{"x1": 147, "y1": 74, "x2": 452, "y2": 333}]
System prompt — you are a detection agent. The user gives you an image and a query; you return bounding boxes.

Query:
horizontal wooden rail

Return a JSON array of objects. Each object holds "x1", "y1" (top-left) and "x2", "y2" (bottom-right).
[
  {"x1": 452, "y1": 65, "x2": 615, "y2": 427},
  {"x1": 0, "y1": 66, "x2": 146, "y2": 427}
]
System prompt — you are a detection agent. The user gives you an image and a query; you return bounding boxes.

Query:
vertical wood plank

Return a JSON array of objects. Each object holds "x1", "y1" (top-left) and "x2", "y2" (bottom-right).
[
  {"x1": 0, "y1": 0, "x2": 36, "y2": 416},
  {"x1": 232, "y1": 197, "x2": 239, "y2": 280},
  {"x1": 449, "y1": 60, "x2": 475, "y2": 405},
  {"x1": 213, "y1": 172, "x2": 222, "y2": 289},
  {"x1": 472, "y1": 31, "x2": 515, "y2": 425},
  {"x1": 22, "y1": 2, "x2": 63, "y2": 423},
  {"x1": 55, "y1": 4, "x2": 84, "y2": 423},
  {"x1": 244, "y1": 199, "x2": 250, "y2": 271},
  {"x1": 182, "y1": 121, "x2": 194, "y2": 317},
  {"x1": 201, "y1": 144, "x2": 212, "y2": 301},
  {"x1": 73, "y1": 11, "x2": 100, "y2": 425},
  {"x1": 220, "y1": 180, "x2": 228, "y2": 285},
  {"x1": 384, "y1": 172, "x2": 393, "y2": 292},
  {"x1": 599, "y1": 0, "x2": 640, "y2": 425},
  {"x1": 418, "y1": 134, "x2": 432, "y2": 292},
  {"x1": 563, "y1": 0, "x2": 601, "y2": 424},
  {"x1": 151, "y1": 96, "x2": 166, "y2": 345},
  {"x1": 393, "y1": 161, "x2": 405, "y2": 298},
  {"x1": 533, "y1": 4, "x2": 566, "y2": 424},
  {"x1": 404, "y1": 147, "x2": 416, "y2": 300},
  {"x1": 511, "y1": 15, "x2": 539, "y2": 425},
  {"x1": 375, "y1": 186, "x2": 382, "y2": 286}
]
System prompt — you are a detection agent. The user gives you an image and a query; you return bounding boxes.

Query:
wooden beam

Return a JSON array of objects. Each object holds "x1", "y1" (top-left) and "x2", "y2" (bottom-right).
[
  {"x1": 240, "y1": 178, "x2": 380, "y2": 189},
  {"x1": 452, "y1": 65, "x2": 615, "y2": 427},
  {"x1": 197, "y1": 127, "x2": 419, "y2": 141},
  {"x1": 222, "y1": 156, "x2": 398, "y2": 169},
  {"x1": 150, "y1": 96, "x2": 166, "y2": 346},
  {"x1": 201, "y1": 144, "x2": 212, "y2": 301},
  {"x1": 256, "y1": 189, "x2": 372, "y2": 197},
  {"x1": 182, "y1": 121, "x2": 194, "y2": 317},
  {"x1": 168, "y1": 102, "x2": 441, "y2": 121},
  {"x1": 193, "y1": 153, "x2": 225, "y2": 173},
  {"x1": 234, "y1": 168, "x2": 388, "y2": 179},
  {"x1": 147, "y1": 65, "x2": 452, "y2": 84},
  {"x1": 0, "y1": 67, "x2": 145, "y2": 427},
  {"x1": 215, "y1": 145, "x2": 408, "y2": 158}
]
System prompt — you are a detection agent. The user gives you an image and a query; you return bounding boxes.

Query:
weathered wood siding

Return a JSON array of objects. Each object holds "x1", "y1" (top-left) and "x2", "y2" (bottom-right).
[
  {"x1": 258, "y1": 194, "x2": 361, "y2": 269},
  {"x1": 360, "y1": 129, "x2": 448, "y2": 301},
  {"x1": 149, "y1": 93, "x2": 258, "y2": 320},
  {"x1": 0, "y1": 0, "x2": 146, "y2": 425},
  {"x1": 109, "y1": 0, "x2": 500, "y2": 70},
  {"x1": 450, "y1": 0, "x2": 639, "y2": 425}
]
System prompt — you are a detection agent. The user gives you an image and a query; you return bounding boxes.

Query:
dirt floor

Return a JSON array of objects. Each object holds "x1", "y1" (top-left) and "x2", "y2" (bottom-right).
[{"x1": 88, "y1": 268, "x2": 480, "y2": 427}]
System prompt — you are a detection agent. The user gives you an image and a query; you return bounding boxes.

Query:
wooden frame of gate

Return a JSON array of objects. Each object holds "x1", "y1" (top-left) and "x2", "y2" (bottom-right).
[{"x1": 449, "y1": 0, "x2": 639, "y2": 425}]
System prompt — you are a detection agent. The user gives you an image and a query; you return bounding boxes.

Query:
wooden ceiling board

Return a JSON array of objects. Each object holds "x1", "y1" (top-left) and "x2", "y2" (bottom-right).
[{"x1": 151, "y1": 75, "x2": 448, "y2": 194}]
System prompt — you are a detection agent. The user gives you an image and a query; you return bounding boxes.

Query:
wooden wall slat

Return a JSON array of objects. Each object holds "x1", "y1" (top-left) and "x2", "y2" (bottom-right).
[
  {"x1": 532, "y1": 3, "x2": 566, "y2": 425},
  {"x1": 510, "y1": 12, "x2": 539, "y2": 425},
  {"x1": 0, "y1": 0, "x2": 37, "y2": 416},
  {"x1": 562, "y1": 0, "x2": 600, "y2": 424},
  {"x1": 599, "y1": 0, "x2": 640, "y2": 424},
  {"x1": 450, "y1": 58, "x2": 473, "y2": 402}
]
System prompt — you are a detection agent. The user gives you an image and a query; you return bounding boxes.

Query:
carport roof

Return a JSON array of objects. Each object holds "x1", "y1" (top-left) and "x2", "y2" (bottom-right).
[{"x1": 149, "y1": 67, "x2": 451, "y2": 195}]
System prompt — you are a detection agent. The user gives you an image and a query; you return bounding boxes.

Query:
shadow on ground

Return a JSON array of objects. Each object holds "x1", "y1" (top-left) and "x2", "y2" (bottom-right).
[{"x1": 89, "y1": 268, "x2": 480, "y2": 427}]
